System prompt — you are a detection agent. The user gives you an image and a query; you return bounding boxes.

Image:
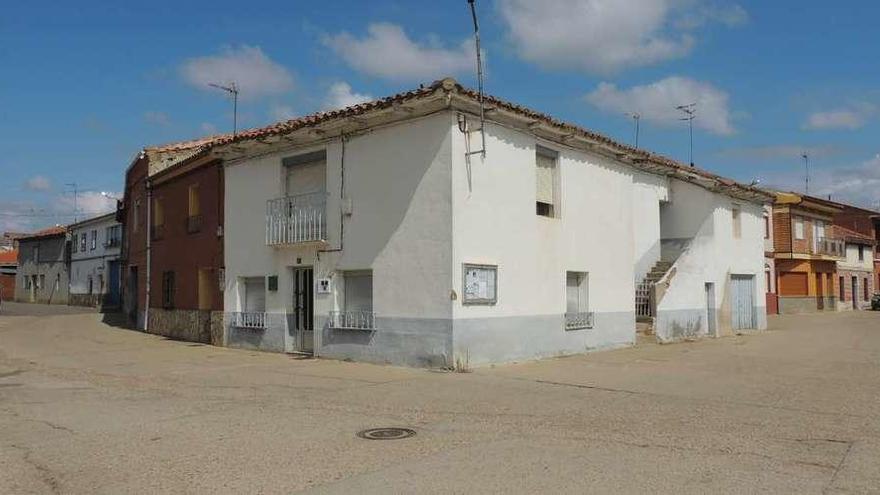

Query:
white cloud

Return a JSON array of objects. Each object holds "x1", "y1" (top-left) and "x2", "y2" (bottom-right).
[
  {"x1": 585, "y1": 76, "x2": 735, "y2": 135},
  {"x1": 24, "y1": 176, "x2": 51, "y2": 192},
  {"x1": 57, "y1": 191, "x2": 119, "y2": 218},
  {"x1": 322, "y1": 82, "x2": 374, "y2": 111},
  {"x1": 200, "y1": 122, "x2": 218, "y2": 135},
  {"x1": 757, "y1": 154, "x2": 880, "y2": 209},
  {"x1": 715, "y1": 144, "x2": 842, "y2": 161},
  {"x1": 143, "y1": 111, "x2": 170, "y2": 126},
  {"x1": 323, "y1": 23, "x2": 476, "y2": 81},
  {"x1": 180, "y1": 45, "x2": 294, "y2": 99},
  {"x1": 803, "y1": 104, "x2": 874, "y2": 130},
  {"x1": 676, "y1": 3, "x2": 748, "y2": 29},
  {"x1": 269, "y1": 104, "x2": 296, "y2": 121}
]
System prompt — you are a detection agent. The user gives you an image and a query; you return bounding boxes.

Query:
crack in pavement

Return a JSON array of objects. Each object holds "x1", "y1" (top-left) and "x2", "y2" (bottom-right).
[
  {"x1": 8, "y1": 443, "x2": 62, "y2": 494},
  {"x1": 823, "y1": 440, "x2": 855, "y2": 494}
]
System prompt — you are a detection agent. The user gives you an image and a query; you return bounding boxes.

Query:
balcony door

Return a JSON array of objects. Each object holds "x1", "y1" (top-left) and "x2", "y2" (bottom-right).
[
  {"x1": 284, "y1": 151, "x2": 326, "y2": 198},
  {"x1": 813, "y1": 220, "x2": 825, "y2": 253}
]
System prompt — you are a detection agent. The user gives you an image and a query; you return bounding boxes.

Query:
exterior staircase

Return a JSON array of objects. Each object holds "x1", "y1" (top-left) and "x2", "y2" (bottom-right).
[{"x1": 635, "y1": 260, "x2": 674, "y2": 334}]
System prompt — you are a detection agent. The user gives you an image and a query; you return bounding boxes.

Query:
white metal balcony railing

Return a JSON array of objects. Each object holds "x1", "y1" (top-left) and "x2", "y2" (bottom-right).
[
  {"x1": 328, "y1": 311, "x2": 376, "y2": 331},
  {"x1": 565, "y1": 312, "x2": 594, "y2": 331},
  {"x1": 266, "y1": 192, "x2": 327, "y2": 246},
  {"x1": 232, "y1": 312, "x2": 267, "y2": 329}
]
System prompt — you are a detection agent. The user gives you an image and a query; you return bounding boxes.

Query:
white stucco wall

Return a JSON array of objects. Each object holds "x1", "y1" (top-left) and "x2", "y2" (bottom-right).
[
  {"x1": 632, "y1": 172, "x2": 670, "y2": 284},
  {"x1": 839, "y1": 243, "x2": 873, "y2": 272},
  {"x1": 224, "y1": 112, "x2": 454, "y2": 365},
  {"x1": 655, "y1": 179, "x2": 767, "y2": 340},
  {"x1": 449, "y1": 119, "x2": 638, "y2": 364},
  {"x1": 69, "y1": 216, "x2": 121, "y2": 297}
]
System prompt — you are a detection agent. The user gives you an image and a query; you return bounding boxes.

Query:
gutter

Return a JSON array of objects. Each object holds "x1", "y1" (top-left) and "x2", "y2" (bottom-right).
[{"x1": 144, "y1": 178, "x2": 151, "y2": 332}]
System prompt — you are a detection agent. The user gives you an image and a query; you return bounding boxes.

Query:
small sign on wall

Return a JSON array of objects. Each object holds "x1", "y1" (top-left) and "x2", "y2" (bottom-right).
[{"x1": 316, "y1": 278, "x2": 331, "y2": 294}]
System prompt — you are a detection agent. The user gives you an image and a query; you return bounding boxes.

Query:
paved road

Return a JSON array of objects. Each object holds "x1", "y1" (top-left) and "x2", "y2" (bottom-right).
[{"x1": 1, "y1": 302, "x2": 878, "y2": 494}]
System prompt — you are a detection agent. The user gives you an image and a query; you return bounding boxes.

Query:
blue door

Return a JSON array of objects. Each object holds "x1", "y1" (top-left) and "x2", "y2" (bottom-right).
[{"x1": 107, "y1": 261, "x2": 120, "y2": 306}]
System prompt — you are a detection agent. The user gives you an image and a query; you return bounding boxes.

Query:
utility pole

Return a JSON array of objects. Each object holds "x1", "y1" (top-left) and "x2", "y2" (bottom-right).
[
  {"x1": 626, "y1": 112, "x2": 641, "y2": 148},
  {"x1": 803, "y1": 153, "x2": 810, "y2": 195},
  {"x1": 676, "y1": 103, "x2": 696, "y2": 166},
  {"x1": 209, "y1": 82, "x2": 239, "y2": 137},
  {"x1": 65, "y1": 182, "x2": 78, "y2": 222}
]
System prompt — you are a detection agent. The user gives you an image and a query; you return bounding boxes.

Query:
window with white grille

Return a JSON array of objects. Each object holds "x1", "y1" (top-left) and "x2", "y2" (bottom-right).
[
  {"x1": 463, "y1": 264, "x2": 497, "y2": 305},
  {"x1": 565, "y1": 271, "x2": 592, "y2": 330}
]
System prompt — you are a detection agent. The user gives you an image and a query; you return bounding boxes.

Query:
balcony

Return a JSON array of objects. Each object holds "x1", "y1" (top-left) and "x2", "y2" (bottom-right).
[
  {"x1": 811, "y1": 237, "x2": 845, "y2": 258},
  {"x1": 231, "y1": 312, "x2": 266, "y2": 329},
  {"x1": 266, "y1": 192, "x2": 327, "y2": 246},
  {"x1": 186, "y1": 214, "x2": 202, "y2": 234},
  {"x1": 564, "y1": 312, "x2": 594, "y2": 330},
  {"x1": 329, "y1": 310, "x2": 376, "y2": 331}
]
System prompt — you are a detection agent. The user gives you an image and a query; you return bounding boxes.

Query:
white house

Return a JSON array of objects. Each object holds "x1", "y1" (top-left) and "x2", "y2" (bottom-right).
[
  {"x1": 176, "y1": 78, "x2": 769, "y2": 367},
  {"x1": 68, "y1": 212, "x2": 123, "y2": 308}
]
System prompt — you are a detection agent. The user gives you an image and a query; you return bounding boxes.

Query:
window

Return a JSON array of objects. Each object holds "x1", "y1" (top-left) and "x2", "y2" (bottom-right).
[
  {"x1": 463, "y1": 264, "x2": 497, "y2": 305},
  {"x1": 858, "y1": 245, "x2": 865, "y2": 261},
  {"x1": 794, "y1": 217, "x2": 804, "y2": 240},
  {"x1": 133, "y1": 199, "x2": 141, "y2": 233},
  {"x1": 839, "y1": 276, "x2": 845, "y2": 300},
  {"x1": 161, "y1": 271, "x2": 175, "y2": 308},
  {"x1": 565, "y1": 271, "x2": 591, "y2": 330},
  {"x1": 105, "y1": 225, "x2": 121, "y2": 247},
  {"x1": 72, "y1": 232, "x2": 78, "y2": 253},
  {"x1": 80, "y1": 233, "x2": 86, "y2": 252},
  {"x1": 763, "y1": 215, "x2": 770, "y2": 239},
  {"x1": 39, "y1": 274, "x2": 45, "y2": 290},
  {"x1": 344, "y1": 271, "x2": 373, "y2": 315},
  {"x1": 732, "y1": 206, "x2": 742, "y2": 239},
  {"x1": 765, "y1": 267, "x2": 771, "y2": 293},
  {"x1": 153, "y1": 198, "x2": 164, "y2": 227},
  {"x1": 187, "y1": 184, "x2": 201, "y2": 233},
  {"x1": 535, "y1": 146, "x2": 558, "y2": 218},
  {"x1": 242, "y1": 277, "x2": 266, "y2": 312},
  {"x1": 90, "y1": 229, "x2": 97, "y2": 250}
]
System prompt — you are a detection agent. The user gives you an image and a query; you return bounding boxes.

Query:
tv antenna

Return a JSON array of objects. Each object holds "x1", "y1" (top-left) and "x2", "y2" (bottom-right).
[
  {"x1": 208, "y1": 82, "x2": 239, "y2": 137},
  {"x1": 676, "y1": 103, "x2": 696, "y2": 166},
  {"x1": 801, "y1": 152, "x2": 809, "y2": 194},
  {"x1": 65, "y1": 182, "x2": 78, "y2": 222},
  {"x1": 466, "y1": 0, "x2": 486, "y2": 157},
  {"x1": 626, "y1": 112, "x2": 641, "y2": 148}
]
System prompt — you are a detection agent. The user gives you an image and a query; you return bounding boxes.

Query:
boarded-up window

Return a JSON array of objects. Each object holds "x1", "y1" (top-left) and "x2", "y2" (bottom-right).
[
  {"x1": 566, "y1": 271, "x2": 588, "y2": 313},
  {"x1": 344, "y1": 271, "x2": 373, "y2": 313},
  {"x1": 243, "y1": 277, "x2": 266, "y2": 312},
  {"x1": 778, "y1": 272, "x2": 808, "y2": 296},
  {"x1": 536, "y1": 146, "x2": 557, "y2": 217},
  {"x1": 732, "y1": 206, "x2": 741, "y2": 239}
]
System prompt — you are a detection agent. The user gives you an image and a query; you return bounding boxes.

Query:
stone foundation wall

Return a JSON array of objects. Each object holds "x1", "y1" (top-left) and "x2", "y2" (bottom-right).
[
  {"x1": 148, "y1": 308, "x2": 211, "y2": 343},
  {"x1": 210, "y1": 311, "x2": 225, "y2": 347},
  {"x1": 69, "y1": 293, "x2": 102, "y2": 308}
]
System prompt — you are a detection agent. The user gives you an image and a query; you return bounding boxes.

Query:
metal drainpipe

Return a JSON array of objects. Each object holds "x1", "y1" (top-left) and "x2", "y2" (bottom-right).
[{"x1": 144, "y1": 179, "x2": 151, "y2": 332}]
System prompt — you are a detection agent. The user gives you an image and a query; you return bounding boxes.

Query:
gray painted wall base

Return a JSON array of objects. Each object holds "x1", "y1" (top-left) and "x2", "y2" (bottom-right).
[{"x1": 778, "y1": 297, "x2": 837, "y2": 314}]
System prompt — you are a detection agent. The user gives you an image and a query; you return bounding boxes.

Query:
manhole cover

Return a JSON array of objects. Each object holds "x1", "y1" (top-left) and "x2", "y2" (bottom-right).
[{"x1": 357, "y1": 427, "x2": 416, "y2": 440}]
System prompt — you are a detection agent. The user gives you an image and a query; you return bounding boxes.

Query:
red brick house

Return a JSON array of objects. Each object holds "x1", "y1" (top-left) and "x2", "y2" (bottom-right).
[
  {"x1": 832, "y1": 204, "x2": 880, "y2": 305},
  {"x1": 119, "y1": 137, "x2": 226, "y2": 343},
  {"x1": 0, "y1": 249, "x2": 17, "y2": 301}
]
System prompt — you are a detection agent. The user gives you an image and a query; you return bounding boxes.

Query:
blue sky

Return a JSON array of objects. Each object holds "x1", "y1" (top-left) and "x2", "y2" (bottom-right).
[{"x1": 3, "y1": 0, "x2": 880, "y2": 232}]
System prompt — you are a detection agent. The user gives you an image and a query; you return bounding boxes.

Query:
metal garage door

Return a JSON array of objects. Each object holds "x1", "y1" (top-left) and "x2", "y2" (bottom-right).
[{"x1": 731, "y1": 275, "x2": 756, "y2": 330}]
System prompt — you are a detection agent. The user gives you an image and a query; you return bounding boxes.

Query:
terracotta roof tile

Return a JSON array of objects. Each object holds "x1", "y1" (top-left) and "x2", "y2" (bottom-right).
[
  {"x1": 832, "y1": 225, "x2": 875, "y2": 244},
  {"x1": 0, "y1": 249, "x2": 17, "y2": 264},
  {"x1": 17, "y1": 226, "x2": 67, "y2": 241}
]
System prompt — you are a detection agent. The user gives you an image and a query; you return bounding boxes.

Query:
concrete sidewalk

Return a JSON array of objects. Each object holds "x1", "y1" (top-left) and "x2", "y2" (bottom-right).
[{"x1": 1, "y1": 304, "x2": 878, "y2": 493}]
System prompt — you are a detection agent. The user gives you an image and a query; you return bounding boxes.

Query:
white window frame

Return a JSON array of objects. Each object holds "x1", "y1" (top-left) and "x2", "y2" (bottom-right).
[
  {"x1": 794, "y1": 216, "x2": 805, "y2": 240},
  {"x1": 462, "y1": 264, "x2": 498, "y2": 305}
]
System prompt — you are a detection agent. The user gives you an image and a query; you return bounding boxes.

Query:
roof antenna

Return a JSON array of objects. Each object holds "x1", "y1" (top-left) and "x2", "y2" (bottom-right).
[
  {"x1": 209, "y1": 82, "x2": 239, "y2": 138},
  {"x1": 467, "y1": 0, "x2": 486, "y2": 157},
  {"x1": 676, "y1": 103, "x2": 696, "y2": 166},
  {"x1": 626, "y1": 112, "x2": 641, "y2": 148},
  {"x1": 801, "y1": 152, "x2": 810, "y2": 195}
]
